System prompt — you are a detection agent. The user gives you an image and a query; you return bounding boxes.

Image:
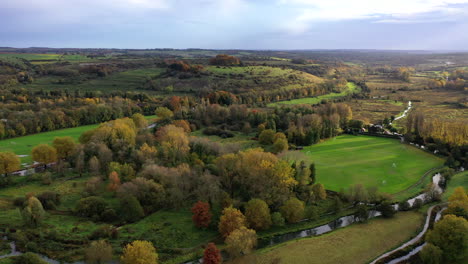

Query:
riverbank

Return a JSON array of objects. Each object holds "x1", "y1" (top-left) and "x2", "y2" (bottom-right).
[{"x1": 228, "y1": 211, "x2": 424, "y2": 264}]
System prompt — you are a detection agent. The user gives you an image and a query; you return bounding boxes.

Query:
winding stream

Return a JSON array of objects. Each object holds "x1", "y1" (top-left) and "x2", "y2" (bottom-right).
[{"x1": 390, "y1": 101, "x2": 412, "y2": 125}]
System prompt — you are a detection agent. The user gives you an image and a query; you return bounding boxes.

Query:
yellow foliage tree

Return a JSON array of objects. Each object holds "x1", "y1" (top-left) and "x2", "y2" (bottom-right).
[
  {"x1": 31, "y1": 144, "x2": 57, "y2": 168},
  {"x1": 225, "y1": 227, "x2": 257, "y2": 257},
  {"x1": 218, "y1": 207, "x2": 247, "y2": 239},
  {"x1": 0, "y1": 151, "x2": 20, "y2": 176},
  {"x1": 120, "y1": 240, "x2": 158, "y2": 264}
]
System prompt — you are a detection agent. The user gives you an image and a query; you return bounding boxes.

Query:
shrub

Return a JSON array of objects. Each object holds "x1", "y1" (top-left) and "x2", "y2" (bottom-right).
[
  {"x1": 119, "y1": 195, "x2": 144, "y2": 223},
  {"x1": 271, "y1": 212, "x2": 285, "y2": 227},
  {"x1": 37, "y1": 191, "x2": 61, "y2": 210},
  {"x1": 75, "y1": 196, "x2": 108, "y2": 220}
]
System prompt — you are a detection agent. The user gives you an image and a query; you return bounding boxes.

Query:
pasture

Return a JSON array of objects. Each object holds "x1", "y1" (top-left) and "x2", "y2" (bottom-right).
[
  {"x1": 267, "y1": 82, "x2": 360, "y2": 107},
  {"x1": 301, "y1": 135, "x2": 444, "y2": 194},
  {"x1": 229, "y1": 211, "x2": 424, "y2": 264},
  {"x1": 0, "y1": 115, "x2": 156, "y2": 164}
]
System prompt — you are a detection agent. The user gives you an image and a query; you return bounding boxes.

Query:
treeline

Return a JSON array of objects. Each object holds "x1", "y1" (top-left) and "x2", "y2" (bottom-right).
[
  {"x1": 0, "y1": 93, "x2": 161, "y2": 139},
  {"x1": 405, "y1": 112, "x2": 468, "y2": 167}
]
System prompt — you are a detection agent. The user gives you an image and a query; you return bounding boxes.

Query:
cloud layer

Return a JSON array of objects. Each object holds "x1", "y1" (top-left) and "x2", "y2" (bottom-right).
[{"x1": 1, "y1": 0, "x2": 468, "y2": 49}]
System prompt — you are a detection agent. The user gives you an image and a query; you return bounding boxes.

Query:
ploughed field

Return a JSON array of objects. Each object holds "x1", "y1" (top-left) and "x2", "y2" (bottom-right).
[{"x1": 302, "y1": 135, "x2": 444, "y2": 194}]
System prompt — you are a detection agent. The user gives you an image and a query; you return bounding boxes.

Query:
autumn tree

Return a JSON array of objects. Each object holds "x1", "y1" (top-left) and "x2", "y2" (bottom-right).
[
  {"x1": 21, "y1": 196, "x2": 45, "y2": 227},
  {"x1": 445, "y1": 187, "x2": 468, "y2": 218},
  {"x1": 225, "y1": 227, "x2": 257, "y2": 257},
  {"x1": 31, "y1": 144, "x2": 57, "y2": 169},
  {"x1": 132, "y1": 113, "x2": 148, "y2": 129},
  {"x1": 209, "y1": 54, "x2": 241, "y2": 66},
  {"x1": 89, "y1": 156, "x2": 101, "y2": 176},
  {"x1": 312, "y1": 183, "x2": 327, "y2": 200},
  {"x1": 120, "y1": 240, "x2": 158, "y2": 264},
  {"x1": 245, "y1": 199, "x2": 272, "y2": 230},
  {"x1": 108, "y1": 171, "x2": 121, "y2": 192},
  {"x1": 52, "y1": 136, "x2": 76, "y2": 160},
  {"x1": 191, "y1": 201, "x2": 212, "y2": 228},
  {"x1": 156, "y1": 125, "x2": 190, "y2": 165},
  {"x1": 425, "y1": 214, "x2": 468, "y2": 262},
  {"x1": 85, "y1": 240, "x2": 113, "y2": 264},
  {"x1": 0, "y1": 151, "x2": 20, "y2": 176},
  {"x1": 136, "y1": 143, "x2": 158, "y2": 165},
  {"x1": 155, "y1": 107, "x2": 174, "y2": 122},
  {"x1": 203, "y1": 243, "x2": 222, "y2": 264},
  {"x1": 280, "y1": 197, "x2": 304, "y2": 223},
  {"x1": 218, "y1": 207, "x2": 247, "y2": 239},
  {"x1": 217, "y1": 148, "x2": 297, "y2": 205}
]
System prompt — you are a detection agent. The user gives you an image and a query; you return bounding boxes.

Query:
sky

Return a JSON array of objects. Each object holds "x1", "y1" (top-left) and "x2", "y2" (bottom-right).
[{"x1": 2, "y1": 0, "x2": 468, "y2": 50}]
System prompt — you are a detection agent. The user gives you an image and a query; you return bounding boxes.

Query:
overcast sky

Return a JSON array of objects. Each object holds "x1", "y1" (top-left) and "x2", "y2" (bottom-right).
[{"x1": 2, "y1": 0, "x2": 468, "y2": 50}]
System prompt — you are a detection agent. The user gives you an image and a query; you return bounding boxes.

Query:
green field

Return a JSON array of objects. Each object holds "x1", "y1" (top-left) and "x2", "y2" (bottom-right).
[
  {"x1": 20, "y1": 68, "x2": 165, "y2": 92},
  {"x1": 443, "y1": 171, "x2": 468, "y2": 200},
  {"x1": 0, "y1": 115, "x2": 156, "y2": 164},
  {"x1": 302, "y1": 135, "x2": 444, "y2": 194},
  {"x1": 267, "y1": 82, "x2": 360, "y2": 107},
  {"x1": 229, "y1": 211, "x2": 424, "y2": 264}
]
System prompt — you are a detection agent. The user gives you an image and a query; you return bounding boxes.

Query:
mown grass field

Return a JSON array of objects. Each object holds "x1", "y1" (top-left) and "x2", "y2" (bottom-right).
[
  {"x1": 229, "y1": 211, "x2": 424, "y2": 264},
  {"x1": 0, "y1": 115, "x2": 157, "y2": 164},
  {"x1": 267, "y1": 82, "x2": 359, "y2": 107},
  {"x1": 302, "y1": 135, "x2": 444, "y2": 194},
  {"x1": 443, "y1": 171, "x2": 468, "y2": 200}
]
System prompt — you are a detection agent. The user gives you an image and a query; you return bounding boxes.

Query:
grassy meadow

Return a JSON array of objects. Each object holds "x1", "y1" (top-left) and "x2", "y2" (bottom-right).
[
  {"x1": 229, "y1": 211, "x2": 424, "y2": 264},
  {"x1": 267, "y1": 82, "x2": 360, "y2": 107},
  {"x1": 302, "y1": 135, "x2": 444, "y2": 194}
]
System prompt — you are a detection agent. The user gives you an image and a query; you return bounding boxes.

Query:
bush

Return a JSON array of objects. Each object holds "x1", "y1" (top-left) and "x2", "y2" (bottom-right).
[
  {"x1": 271, "y1": 212, "x2": 285, "y2": 227},
  {"x1": 413, "y1": 198, "x2": 423, "y2": 209},
  {"x1": 37, "y1": 191, "x2": 61, "y2": 210},
  {"x1": 119, "y1": 195, "x2": 144, "y2": 223},
  {"x1": 13, "y1": 252, "x2": 48, "y2": 264},
  {"x1": 13, "y1": 197, "x2": 26, "y2": 207},
  {"x1": 89, "y1": 225, "x2": 115, "y2": 240},
  {"x1": 75, "y1": 196, "x2": 108, "y2": 220},
  {"x1": 377, "y1": 201, "x2": 396, "y2": 218},
  {"x1": 398, "y1": 201, "x2": 411, "y2": 211}
]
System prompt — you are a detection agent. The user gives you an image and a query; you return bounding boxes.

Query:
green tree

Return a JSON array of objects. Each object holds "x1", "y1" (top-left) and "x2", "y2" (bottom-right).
[
  {"x1": 280, "y1": 197, "x2": 304, "y2": 223},
  {"x1": 354, "y1": 204, "x2": 368, "y2": 223},
  {"x1": 120, "y1": 195, "x2": 145, "y2": 223},
  {"x1": 245, "y1": 199, "x2": 272, "y2": 230},
  {"x1": 271, "y1": 212, "x2": 285, "y2": 227},
  {"x1": 420, "y1": 243, "x2": 442, "y2": 264},
  {"x1": 259, "y1": 129, "x2": 275, "y2": 145},
  {"x1": 120, "y1": 240, "x2": 158, "y2": 264},
  {"x1": 272, "y1": 138, "x2": 288, "y2": 153},
  {"x1": 425, "y1": 214, "x2": 468, "y2": 262}
]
